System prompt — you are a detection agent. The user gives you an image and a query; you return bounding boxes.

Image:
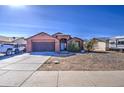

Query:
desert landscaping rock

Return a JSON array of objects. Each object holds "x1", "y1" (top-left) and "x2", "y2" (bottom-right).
[{"x1": 53, "y1": 60, "x2": 60, "y2": 64}]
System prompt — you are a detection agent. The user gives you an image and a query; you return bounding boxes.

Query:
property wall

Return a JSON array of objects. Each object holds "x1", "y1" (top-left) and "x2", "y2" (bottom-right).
[{"x1": 26, "y1": 33, "x2": 60, "y2": 52}]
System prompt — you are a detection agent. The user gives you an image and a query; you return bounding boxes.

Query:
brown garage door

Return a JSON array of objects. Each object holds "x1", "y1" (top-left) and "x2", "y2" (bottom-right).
[{"x1": 32, "y1": 42, "x2": 55, "y2": 52}]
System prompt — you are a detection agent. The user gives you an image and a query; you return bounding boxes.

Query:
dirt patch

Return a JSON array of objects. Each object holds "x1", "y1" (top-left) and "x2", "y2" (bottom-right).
[{"x1": 38, "y1": 52, "x2": 124, "y2": 71}]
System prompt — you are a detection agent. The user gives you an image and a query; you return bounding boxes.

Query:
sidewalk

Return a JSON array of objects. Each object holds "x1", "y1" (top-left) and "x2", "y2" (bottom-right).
[{"x1": 21, "y1": 71, "x2": 124, "y2": 87}]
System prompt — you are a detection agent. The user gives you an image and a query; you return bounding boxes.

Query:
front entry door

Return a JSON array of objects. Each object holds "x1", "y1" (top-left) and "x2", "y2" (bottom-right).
[
  {"x1": 61, "y1": 43, "x2": 66, "y2": 51},
  {"x1": 60, "y1": 39, "x2": 67, "y2": 51}
]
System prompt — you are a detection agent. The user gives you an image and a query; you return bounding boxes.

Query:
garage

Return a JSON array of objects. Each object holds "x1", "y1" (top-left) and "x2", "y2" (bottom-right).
[
  {"x1": 26, "y1": 32, "x2": 60, "y2": 52},
  {"x1": 32, "y1": 42, "x2": 55, "y2": 52}
]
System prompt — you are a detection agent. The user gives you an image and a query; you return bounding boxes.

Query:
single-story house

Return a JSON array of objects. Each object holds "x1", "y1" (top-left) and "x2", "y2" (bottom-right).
[
  {"x1": 26, "y1": 32, "x2": 84, "y2": 52},
  {"x1": 92, "y1": 38, "x2": 109, "y2": 52}
]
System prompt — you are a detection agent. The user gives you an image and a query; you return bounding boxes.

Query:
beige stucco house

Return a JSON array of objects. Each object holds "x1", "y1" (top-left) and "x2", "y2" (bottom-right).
[{"x1": 92, "y1": 38, "x2": 109, "y2": 52}]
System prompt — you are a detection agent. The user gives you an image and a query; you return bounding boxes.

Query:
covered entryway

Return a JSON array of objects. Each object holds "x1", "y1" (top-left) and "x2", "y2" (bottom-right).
[
  {"x1": 60, "y1": 39, "x2": 67, "y2": 51},
  {"x1": 32, "y1": 42, "x2": 55, "y2": 52}
]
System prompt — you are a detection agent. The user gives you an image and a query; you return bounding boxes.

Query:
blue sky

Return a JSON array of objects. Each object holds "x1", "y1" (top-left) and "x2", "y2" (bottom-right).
[{"x1": 0, "y1": 5, "x2": 124, "y2": 39}]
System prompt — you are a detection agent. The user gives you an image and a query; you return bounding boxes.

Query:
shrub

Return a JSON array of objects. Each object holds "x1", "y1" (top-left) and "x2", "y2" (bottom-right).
[{"x1": 67, "y1": 42, "x2": 80, "y2": 52}]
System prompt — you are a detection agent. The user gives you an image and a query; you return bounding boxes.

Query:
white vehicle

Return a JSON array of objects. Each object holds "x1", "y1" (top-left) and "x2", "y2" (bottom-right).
[
  {"x1": 109, "y1": 36, "x2": 124, "y2": 51},
  {"x1": 0, "y1": 43, "x2": 26, "y2": 56}
]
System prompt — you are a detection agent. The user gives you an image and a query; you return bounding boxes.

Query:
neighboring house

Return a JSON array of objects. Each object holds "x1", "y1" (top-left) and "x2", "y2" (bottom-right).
[
  {"x1": 109, "y1": 36, "x2": 124, "y2": 51},
  {"x1": 0, "y1": 35, "x2": 13, "y2": 44},
  {"x1": 26, "y1": 32, "x2": 84, "y2": 52},
  {"x1": 0, "y1": 35, "x2": 26, "y2": 45},
  {"x1": 92, "y1": 38, "x2": 109, "y2": 52},
  {"x1": 12, "y1": 37, "x2": 27, "y2": 46}
]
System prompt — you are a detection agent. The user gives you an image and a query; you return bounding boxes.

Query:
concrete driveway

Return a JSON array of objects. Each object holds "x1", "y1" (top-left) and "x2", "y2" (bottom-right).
[
  {"x1": 0, "y1": 53, "x2": 124, "y2": 87},
  {"x1": 0, "y1": 53, "x2": 50, "y2": 87}
]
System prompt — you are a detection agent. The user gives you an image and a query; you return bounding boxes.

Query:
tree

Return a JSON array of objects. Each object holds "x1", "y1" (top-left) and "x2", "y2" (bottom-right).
[{"x1": 85, "y1": 39, "x2": 97, "y2": 52}]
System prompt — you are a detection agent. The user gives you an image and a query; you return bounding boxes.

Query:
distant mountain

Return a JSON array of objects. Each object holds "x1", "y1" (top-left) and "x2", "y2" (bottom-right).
[{"x1": 93, "y1": 37, "x2": 110, "y2": 42}]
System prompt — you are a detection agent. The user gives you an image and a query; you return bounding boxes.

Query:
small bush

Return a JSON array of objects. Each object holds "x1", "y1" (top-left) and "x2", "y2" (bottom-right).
[{"x1": 67, "y1": 42, "x2": 80, "y2": 52}]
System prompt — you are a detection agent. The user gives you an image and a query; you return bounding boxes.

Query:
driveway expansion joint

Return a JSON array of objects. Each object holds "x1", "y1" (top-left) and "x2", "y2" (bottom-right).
[
  {"x1": 56, "y1": 71, "x2": 59, "y2": 87},
  {"x1": 0, "y1": 70, "x2": 9, "y2": 76},
  {"x1": 19, "y1": 71, "x2": 36, "y2": 87},
  {"x1": 85, "y1": 72, "x2": 96, "y2": 87}
]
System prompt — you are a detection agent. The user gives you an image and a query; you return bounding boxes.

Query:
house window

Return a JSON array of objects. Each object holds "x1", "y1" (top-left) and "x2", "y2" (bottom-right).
[
  {"x1": 110, "y1": 42, "x2": 115, "y2": 44},
  {"x1": 75, "y1": 41, "x2": 80, "y2": 47}
]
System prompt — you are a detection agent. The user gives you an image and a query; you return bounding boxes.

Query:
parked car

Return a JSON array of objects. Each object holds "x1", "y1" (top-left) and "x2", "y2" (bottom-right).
[{"x1": 0, "y1": 43, "x2": 26, "y2": 56}]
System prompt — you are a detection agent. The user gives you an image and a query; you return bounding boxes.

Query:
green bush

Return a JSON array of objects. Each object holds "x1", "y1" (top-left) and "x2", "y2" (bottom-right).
[{"x1": 67, "y1": 42, "x2": 80, "y2": 52}]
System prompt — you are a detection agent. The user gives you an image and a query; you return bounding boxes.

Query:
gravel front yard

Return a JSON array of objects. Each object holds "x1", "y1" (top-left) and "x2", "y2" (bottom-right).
[{"x1": 38, "y1": 52, "x2": 124, "y2": 71}]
